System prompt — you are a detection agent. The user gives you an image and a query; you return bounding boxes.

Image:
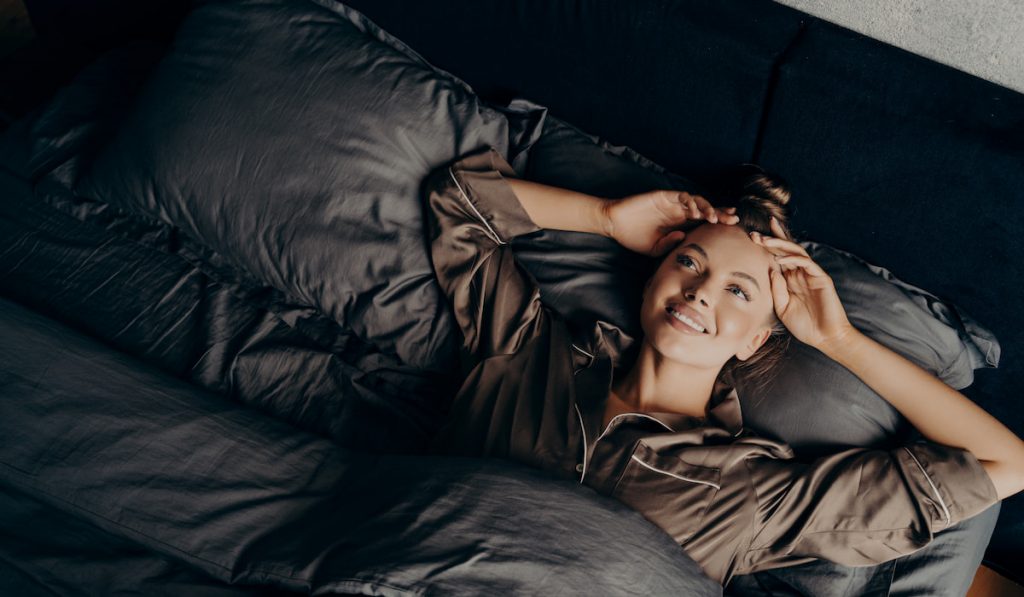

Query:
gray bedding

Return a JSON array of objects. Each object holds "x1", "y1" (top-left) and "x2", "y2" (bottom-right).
[{"x1": 0, "y1": 294, "x2": 720, "y2": 596}]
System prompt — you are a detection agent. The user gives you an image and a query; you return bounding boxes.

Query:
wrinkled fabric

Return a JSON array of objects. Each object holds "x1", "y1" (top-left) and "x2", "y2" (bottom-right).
[
  {"x1": 424, "y1": 146, "x2": 1000, "y2": 585},
  {"x1": 0, "y1": 168, "x2": 447, "y2": 454},
  {"x1": 72, "y1": 0, "x2": 545, "y2": 373},
  {"x1": 0, "y1": 116, "x2": 719, "y2": 594},
  {"x1": 0, "y1": 486, "x2": 292, "y2": 597},
  {"x1": 0, "y1": 296, "x2": 722, "y2": 596},
  {"x1": 726, "y1": 497, "x2": 1001, "y2": 597}
]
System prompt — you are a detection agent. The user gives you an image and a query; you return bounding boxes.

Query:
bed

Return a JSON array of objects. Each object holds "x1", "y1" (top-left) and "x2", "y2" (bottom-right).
[{"x1": 1, "y1": 0, "x2": 1021, "y2": 594}]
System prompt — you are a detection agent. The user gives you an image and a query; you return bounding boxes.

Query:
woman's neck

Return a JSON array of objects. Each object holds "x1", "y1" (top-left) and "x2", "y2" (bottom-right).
[{"x1": 609, "y1": 338, "x2": 718, "y2": 420}]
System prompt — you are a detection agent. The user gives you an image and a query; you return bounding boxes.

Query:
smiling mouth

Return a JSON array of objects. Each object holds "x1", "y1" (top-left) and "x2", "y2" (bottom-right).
[{"x1": 665, "y1": 306, "x2": 708, "y2": 334}]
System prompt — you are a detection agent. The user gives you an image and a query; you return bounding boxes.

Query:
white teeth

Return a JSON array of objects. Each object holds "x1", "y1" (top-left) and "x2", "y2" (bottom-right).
[{"x1": 669, "y1": 308, "x2": 705, "y2": 333}]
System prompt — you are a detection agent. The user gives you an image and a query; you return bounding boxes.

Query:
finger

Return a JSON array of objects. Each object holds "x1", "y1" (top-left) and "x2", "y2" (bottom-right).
[
  {"x1": 769, "y1": 215, "x2": 787, "y2": 239},
  {"x1": 725, "y1": 207, "x2": 737, "y2": 214},
  {"x1": 714, "y1": 209, "x2": 740, "y2": 224},
  {"x1": 688, "y1": 197, "x2": 702, "y2": 220},
  {"x1": 769, "y1": 268, "x2": 790, "y2": 316},
  {"x1": 753, "y1": 234, "x2": 810, "y2": 257},
  {"x1": 689, "y1": 194, "x2": 717, "y2": 223},
  {"x1": 693, "y1": 195, "x2": 717, "y2": 218},
  {"x1": 652, "y1": 230, "x2": 686, "y2": 257},
  {"x1": 675, "y1": 193, "x2": 698, "y2": 220},
  {"x1": 681, "y1": 193, "x2": 705, "y2": 220},
  {"x1": 774, "y1": 254, "x2": 829, "y2": 278},
  {"x1": 690, "y1": 194, "x2": 726, "y2": 224},
  {"x1": 782, "y1": 264, "x2": 809, "y2": 292}
]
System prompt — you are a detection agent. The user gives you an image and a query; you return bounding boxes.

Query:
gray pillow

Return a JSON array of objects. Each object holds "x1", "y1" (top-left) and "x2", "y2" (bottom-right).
[
  {"x1": 744, "y1": 241, "x2": 1000, "y2": 455},
  {"x1": 74, "y1": 0, "x2": 545, "y2": 372},
  {"x1": 516, "y1": 107, "x2": 1000, "y2": 456}
]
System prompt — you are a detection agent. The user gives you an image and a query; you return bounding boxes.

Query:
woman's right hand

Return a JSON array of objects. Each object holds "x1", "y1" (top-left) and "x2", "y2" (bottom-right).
[
  {"x1": 602, "y1": 190, "x2": 739, "y2": 257},
  {"x1": 751, "y1": 217, "x2": 854, "y2": 352}
]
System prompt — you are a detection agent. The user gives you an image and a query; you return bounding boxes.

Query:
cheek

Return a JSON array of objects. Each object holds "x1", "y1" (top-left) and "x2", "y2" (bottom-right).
[{"x1": 714, "y1": 302, "x2": 760, "y2": 339}]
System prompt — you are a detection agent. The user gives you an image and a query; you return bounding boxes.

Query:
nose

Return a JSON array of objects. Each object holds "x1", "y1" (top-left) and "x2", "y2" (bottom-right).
[{"x1": 684, "y1": 280, "x2": 712, "y2": 308}]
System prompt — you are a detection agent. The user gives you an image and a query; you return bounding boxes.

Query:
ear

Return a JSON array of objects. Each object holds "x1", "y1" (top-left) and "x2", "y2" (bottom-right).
[{"x1": 735, "y1": 326, "x2": 772, "y2": 361}]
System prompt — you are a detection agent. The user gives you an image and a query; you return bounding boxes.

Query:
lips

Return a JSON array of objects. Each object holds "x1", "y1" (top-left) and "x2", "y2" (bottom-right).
[{"x1": 665, "y1": 302, "x2": 711, "y2": 335}]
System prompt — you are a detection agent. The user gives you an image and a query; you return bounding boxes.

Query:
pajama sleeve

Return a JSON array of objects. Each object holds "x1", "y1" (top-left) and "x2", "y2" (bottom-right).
[
  {"x1": 423, "y1": 146, "x2": 548, "y2": 365},
  {"x1": 740, "y1": 440, "x2": 1000, "y2": 574}
]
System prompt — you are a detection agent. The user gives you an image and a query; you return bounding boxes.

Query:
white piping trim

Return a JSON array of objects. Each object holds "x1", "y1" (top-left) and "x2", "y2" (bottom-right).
[
  {"x1": 571, "y1": 343, "x2": 594, "y2": 360},
  {"x1": 903, "y1": 447, "x2": 952, "y2": 529},
  {"x1": 574, "y1": 403, "x2": 588, "y2": 483},
  {"x1": 630, "y1": 454, "x2": 720, "y2": 490},
  {"x1": 594, "y1": 413, "x2": 674, "y2": 447},
  {"x1": 572, "y1": 343, "x2": 594, "y2": 376},
  {"x1": 448, "y1": 167, "x2": 506, "y2": 245}
]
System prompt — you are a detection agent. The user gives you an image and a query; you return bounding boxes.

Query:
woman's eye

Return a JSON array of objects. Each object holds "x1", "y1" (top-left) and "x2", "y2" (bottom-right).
[
  {"x1": 677, "y1": 255, "x2": 749, "y2": 301},
  {"x1": 729, "y1": 286, "x2": 751, "y2": 301},
  {"x1": 676, "y1": 255, "x2": 697, "y2": 270}
]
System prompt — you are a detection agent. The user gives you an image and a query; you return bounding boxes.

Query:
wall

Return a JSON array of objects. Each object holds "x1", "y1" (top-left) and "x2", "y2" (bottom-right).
[{"x1": 774, "y1": 0, "x2": 1024, "y2": 94}]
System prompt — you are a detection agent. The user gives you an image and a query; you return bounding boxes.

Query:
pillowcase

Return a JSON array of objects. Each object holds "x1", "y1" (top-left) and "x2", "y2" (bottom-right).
[
  {"x1": 74, "y1": 0, "x2": 545, "y2": 372},
  {"x1": 515, "y1": 108, "x2": 1000, "y2": 456},
  {"x1": 742, "y1": 241, "x2": 1000, "y2": 455}
]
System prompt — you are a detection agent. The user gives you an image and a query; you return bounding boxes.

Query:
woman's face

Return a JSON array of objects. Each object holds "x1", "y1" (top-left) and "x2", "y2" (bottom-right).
[{"x1": 640, "y1": 223, "x2": 777, "y2": 370}]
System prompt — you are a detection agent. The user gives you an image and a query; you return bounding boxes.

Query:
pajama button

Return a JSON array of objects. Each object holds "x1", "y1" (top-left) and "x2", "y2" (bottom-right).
[{"x1": 576, "y1": 463, "x2": 585, "y2": 473}]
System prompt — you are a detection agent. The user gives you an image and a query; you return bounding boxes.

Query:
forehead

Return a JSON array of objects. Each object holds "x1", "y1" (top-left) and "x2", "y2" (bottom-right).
[{"x1": 672, "y1": 224, "x2": 773, "y2": 280}]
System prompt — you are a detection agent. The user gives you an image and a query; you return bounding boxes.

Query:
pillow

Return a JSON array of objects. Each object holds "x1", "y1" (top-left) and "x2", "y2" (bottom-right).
[
  {"x1": 74, "y1": 0, "x2": 546, "y2": 372},
  {"x1": 740, "y1": 241, "x2": 1000, "y2": 454},
  {"x1": 515, "y1": 108, "x2": 1000, "y2": 456}
]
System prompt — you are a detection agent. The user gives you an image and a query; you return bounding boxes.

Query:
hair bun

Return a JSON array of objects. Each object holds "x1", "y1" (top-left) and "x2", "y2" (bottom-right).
[
  {"x1": 735, "y1": 163, "x2": 791, "y2": 208},
  {"x1": 709, "y1": 163, "x2": 794, "y2": 240}
]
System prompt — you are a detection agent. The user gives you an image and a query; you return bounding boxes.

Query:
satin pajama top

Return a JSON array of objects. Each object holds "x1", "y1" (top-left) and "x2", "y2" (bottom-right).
[{"x1": 423, "y1": 146, "x2": 999, "y2": 585}]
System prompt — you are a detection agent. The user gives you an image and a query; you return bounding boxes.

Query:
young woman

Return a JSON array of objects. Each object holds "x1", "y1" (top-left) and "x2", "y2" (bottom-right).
[{"x1": 423, "y1": 146, "x2": 1024, "y2": 585}]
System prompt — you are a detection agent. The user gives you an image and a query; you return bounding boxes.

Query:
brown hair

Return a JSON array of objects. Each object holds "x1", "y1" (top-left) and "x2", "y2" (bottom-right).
[{"x1": 715, "y1": 164, "x2": 794, "y2": 395}]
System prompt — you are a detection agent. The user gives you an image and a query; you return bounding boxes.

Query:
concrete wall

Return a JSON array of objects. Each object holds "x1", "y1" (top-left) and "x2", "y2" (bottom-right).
[{"x1": 774, "y1": 0, "x2": 1024, "y2": 94}]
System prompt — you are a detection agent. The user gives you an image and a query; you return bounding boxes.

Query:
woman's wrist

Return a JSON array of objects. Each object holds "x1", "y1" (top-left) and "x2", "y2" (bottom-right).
[
  {"x1": 815, "y1": 325, "x2": 864, "y2": 362},
  {"x1": 597, "y1": 198, "x2": 616, "y2": 239}
]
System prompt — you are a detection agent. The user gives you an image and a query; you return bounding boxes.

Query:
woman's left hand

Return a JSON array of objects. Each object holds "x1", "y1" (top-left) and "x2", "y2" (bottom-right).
[
  {"x1": 604, "y1": 190, "x2": 739, "y2": 257},
  {"x1": 751, "y1": 217, "x2": 856, "y2": 351}
]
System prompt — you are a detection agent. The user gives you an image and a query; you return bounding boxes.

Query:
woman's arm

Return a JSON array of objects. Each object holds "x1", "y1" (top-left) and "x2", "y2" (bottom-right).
[
  {"x1": 505, "y1": 178, "x2": 612, "y2": 236},
  {"x1": 753, "y1": 219, "x2": 1024, "y2": 500},
  {"x1": 507, "y1": 178, "x2": 739, "y2": 256},
  {"x1": 820, "y1": 327, "x2": 1024, "y2": 500}
]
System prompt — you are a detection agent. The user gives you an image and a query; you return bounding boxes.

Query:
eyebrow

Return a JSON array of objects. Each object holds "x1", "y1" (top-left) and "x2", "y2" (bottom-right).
[{"x1": 680, "y1": 243, "x2": 761, "y2": 293}]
